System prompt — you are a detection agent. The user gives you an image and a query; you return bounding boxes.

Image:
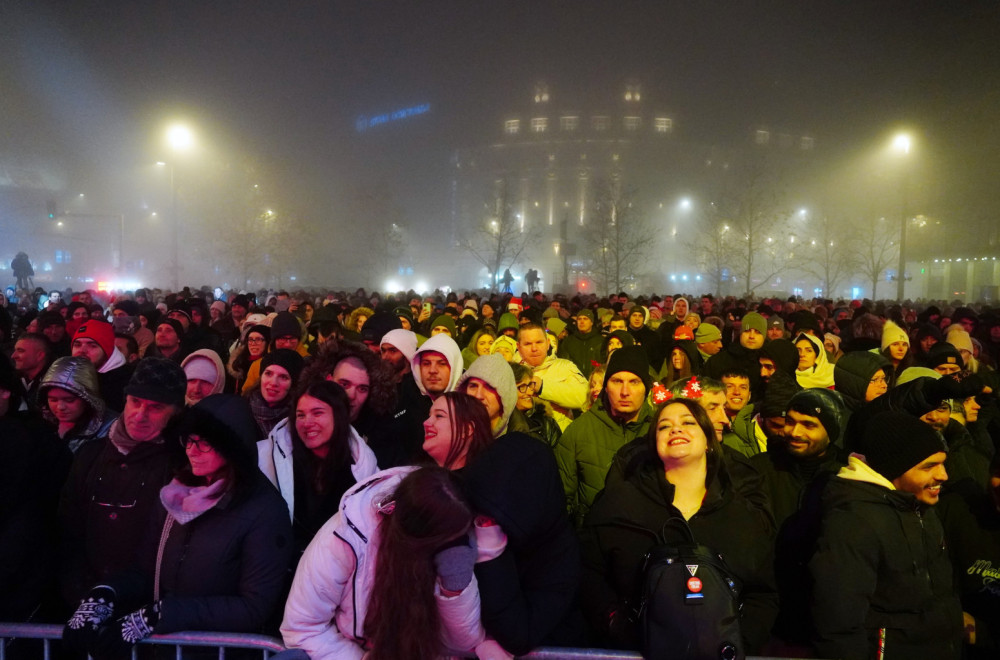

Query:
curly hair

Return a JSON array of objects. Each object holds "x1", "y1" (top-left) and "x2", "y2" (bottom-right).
[{"x1": 299, "y1": 340, "x2": 397, "y2": 415}]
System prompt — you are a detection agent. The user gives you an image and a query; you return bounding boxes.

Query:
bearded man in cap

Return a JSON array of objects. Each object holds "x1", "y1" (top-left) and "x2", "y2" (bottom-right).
[
  {"x1": 58, "y1": 357, "x2": 187, "y2": 606},
  {"x1": 809, "y1": 410, "x2": 966, "y2": 660}
]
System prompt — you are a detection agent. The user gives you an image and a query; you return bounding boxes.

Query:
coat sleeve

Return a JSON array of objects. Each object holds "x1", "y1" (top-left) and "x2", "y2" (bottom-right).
[
  {"x1": 436, "y1": 576, "x2": 487, "y2": 652},
  {"x1": 809, "y1": 508, "x2": 880, "y2": 660},
  {"x1": 281, "y1": 524, "x2": 365, "y2": 660},
  {"x1": 553, "y1": 423, "x2": 580, "y2": 518},
  {"x1": 537, "y1": 360, "x2": 588, "y2": 410},
  {"x1": 157, "y1": 495, "x2": 293, "y2": 633}
]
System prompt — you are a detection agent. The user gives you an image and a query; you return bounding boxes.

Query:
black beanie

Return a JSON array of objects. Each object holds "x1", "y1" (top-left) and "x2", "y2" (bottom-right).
[
  {"x1": 157, "y1": 317, "x2": 186, "y2": 338},
  {"x1": 271, "y1": 311, "x2": 303, "y2": 341},
  {"x1": 125, "y1": 357, "x2": 187, "y2": 406},
  {"x1": 361, "y1": 310, "x2": 403, "y2": 343},
  {"x1": 860, "y1": 410, "x2": 948, "y2": 481},
  {"x1": 924, "y1": 342, "x2": 964, "y2": 370},
  {"x1": 178, "y1": 394, "x2": 258, "y2": 468},
  {"x1": 761, "y1": 338, "x2": 799, "y2": 376},
  {"x1": 785, "y1": 388, "x2": 845, "y2": 441},
  {"x1": 604, "y1": 345, "x2": 651, "y2": 393},
  {"x1": 260, "y1": 348, "x2": 305, "y2": 384}
]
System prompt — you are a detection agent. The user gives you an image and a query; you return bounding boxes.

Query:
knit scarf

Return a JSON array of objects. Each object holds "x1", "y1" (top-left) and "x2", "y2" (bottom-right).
[
  {"x1": 159, "y1": 478, "x2": 228, "y2": 525},
  {"x1": 248, "y1": 389, "x2": 289, "y2": 437},
  {"x1": 107, "y1": 417, "x2": 163, "y2": 456}
]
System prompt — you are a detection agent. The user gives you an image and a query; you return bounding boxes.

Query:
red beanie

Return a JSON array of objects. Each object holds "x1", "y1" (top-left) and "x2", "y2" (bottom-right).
[{"x1": 73, "y1": 321, "x2": 115, "y2": 360}]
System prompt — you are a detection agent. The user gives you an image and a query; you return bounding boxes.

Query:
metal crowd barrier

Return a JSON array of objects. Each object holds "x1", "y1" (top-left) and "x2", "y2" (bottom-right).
[{"x1": 1, "y1": 623, "x2": 811, "y2": 659}]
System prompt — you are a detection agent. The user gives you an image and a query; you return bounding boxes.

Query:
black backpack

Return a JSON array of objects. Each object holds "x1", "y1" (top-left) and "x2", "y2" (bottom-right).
[{"x1": 638, "y1": 517, "x2": 744, "y2": 660}]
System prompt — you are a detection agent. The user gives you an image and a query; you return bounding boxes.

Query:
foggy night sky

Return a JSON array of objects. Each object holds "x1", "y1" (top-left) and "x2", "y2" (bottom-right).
[{"x1": 2, "y1": 0, "x2": 999, "y2": 284}]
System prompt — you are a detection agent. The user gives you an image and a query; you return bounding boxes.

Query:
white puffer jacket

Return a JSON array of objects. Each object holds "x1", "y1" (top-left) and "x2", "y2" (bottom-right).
[
  {"x1": 257, "y1": 418, "x2": 379, "y2": 522},
  {"x1": 280, "y1": 467, "x2": 489, "y2": 660}
]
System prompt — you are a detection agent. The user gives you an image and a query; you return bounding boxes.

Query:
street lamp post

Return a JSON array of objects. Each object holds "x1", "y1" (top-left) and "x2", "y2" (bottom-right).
[
  {"x1": 893, "y1": 133, "x2": 911, "y2": 301},
  {"x1": 165, "y1": 124, "x2": 194, "y2": 292}
]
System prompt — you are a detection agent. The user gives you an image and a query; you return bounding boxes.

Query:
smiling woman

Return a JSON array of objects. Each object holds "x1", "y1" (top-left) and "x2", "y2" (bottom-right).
[
  {"x1": 579, "y1": 398, "x2": 778, "y2": 653},
  {"x1": 257, "y1": 380, "x2": 379, "y2": 555}
]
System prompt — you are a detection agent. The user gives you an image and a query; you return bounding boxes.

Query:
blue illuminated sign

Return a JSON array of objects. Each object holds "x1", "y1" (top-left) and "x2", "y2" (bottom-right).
[{"x1": 356, "y1": 103, "x2": 431, "y2": 132}]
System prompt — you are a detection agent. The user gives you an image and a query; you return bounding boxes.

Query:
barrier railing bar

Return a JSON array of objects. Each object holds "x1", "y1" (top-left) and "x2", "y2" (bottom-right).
[{"x1": 1, "y1": 623, "x2": 820, "y2": 660}]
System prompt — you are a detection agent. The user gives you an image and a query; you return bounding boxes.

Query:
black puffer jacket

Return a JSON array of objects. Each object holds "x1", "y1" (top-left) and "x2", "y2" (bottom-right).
[
  {"x1": 580, "y1": 453, "x2": 778, "y2": 652},
  {"x1": 460, "y1": 431, "x2": 584, "y2": 655},
  {"x1": 810, "y1": 465, "x2": 963, "y2": 660},
  {"x1": 109, "y1": 472, "x2": 293, "y2": 634}
]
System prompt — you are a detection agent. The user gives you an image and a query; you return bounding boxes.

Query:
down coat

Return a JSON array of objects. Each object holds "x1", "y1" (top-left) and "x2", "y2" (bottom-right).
[{"x1": 280, "y1": 467, "x2": 487, "y2": 660}]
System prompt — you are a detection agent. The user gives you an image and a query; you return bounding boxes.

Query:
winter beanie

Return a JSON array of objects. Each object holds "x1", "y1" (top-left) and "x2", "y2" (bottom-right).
[
  {"x1": 785, "y1": 388, "x2": 845, "y2": 441},
  {"x1": 861, "y1": 410, "x2": 948, "y2": 481},
  {"x1": 74, "y1": 320, "x2": 115, "y2": 360},
  {"x1": 742, "y1": 312, "x2": 767, "y2": 335},
  {"x1": 430, "y1": 314, "x2": 457, "y2": 337},
  {"x1": 694, "y1": 323, "x2": 722, "y2": 343},
  {"x1": 604, "y1": 345, "x2": 651, "y2": 393},
  {"x1": 673, "y1": 325, "x2": 695, "y2": 341},
  {"x1": 881, "y1": 320, "x2": 910, "y2": 351},
  {"x1": 270, "y1": 311, "x2": 303, "y2": 340},
  {"x1": 380, "y1": 329, "x2": 418, "y2": 362},
  {"x1": 183, "y1": 355, "x2": 219, "y2": 384},
  {"x1": 925, "y1": 342, "x2": 964, "y2": 371},
  {"x1": 361, "y1": 311, "x2": 402, "y2": 344},
  {"x1": 260, "y1": 349, "x2": 305, "y2": 383},
  {"x1": 156, "y1": 318, "x2": 185, "y2": 339},
  {"x1": 125, "y1": 357, "x2": 187, "y2": 406}
]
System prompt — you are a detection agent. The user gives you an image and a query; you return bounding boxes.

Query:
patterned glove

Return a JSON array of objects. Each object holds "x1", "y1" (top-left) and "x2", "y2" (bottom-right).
[
  {"x1": 62, "y1": 586, "x2": 116, "y2": 653},
  {"x1": 91, "y1": 601, "x2": 161, "y2": 660}
]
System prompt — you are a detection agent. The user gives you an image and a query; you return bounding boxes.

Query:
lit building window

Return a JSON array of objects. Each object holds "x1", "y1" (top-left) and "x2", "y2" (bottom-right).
[
  {"x1": 505, "y1": 119, "x2": 520, "y2": 135},
  {"x1": 560, "y1": 116, "x2": 579, "y2": 131},
  {"x1": 531, "y1": 117, "x2": 548, "y2": 133},
  {"x1": 592, "y1": 116, "x2": 609, "y2": 131},
  {"x1": 624, "y1": 116, "x2": 641, "y2": 131},
  {"x1": 654, "y1": 117, "x2": 673, "y2": 133},
  {"x1": 801, "y1": 136, "x2": 815, "y2": 150},
  {"x1": 755, "y1": 129, "x2": 770, "y2": 145},
  {"x1": 624, "y1": 84, "x2": 641, "y2": 102}
]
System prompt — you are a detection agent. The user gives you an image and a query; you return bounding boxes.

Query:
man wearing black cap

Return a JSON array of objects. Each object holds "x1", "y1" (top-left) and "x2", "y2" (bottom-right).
[
  {"x1": 58, "y1": 357, "x2": 187, "y2": 606},
  {"x1": 555, "y1": 345, "x2": 653, "y2": 527},
  {"x1": 809, "y1": 410, "x2": 964, "y2": 660},
  {"x1": 146, "y1": 317, "x2": 188, "y2": 363}
]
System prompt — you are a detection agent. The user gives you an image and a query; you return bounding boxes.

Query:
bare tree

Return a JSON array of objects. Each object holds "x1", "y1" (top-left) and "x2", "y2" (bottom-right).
[
  {"x1": 715, "y1": 163, "x2": 794, "y2": 297},
  {"x1": 800, "y1": 214, "x2": 857, "y2": 298},
  {"x1": 855, "y1": 215, "x2": 899, "y2": 299},
  {"x1": 687, "y1": 208, "x2": 731, "y2": 298},
  {"x1": 458, "y1": 177, "x2": 537, "y2": 292},
  {"x1": 584, "y1": 177, "x2": 652, "y2": 296}
]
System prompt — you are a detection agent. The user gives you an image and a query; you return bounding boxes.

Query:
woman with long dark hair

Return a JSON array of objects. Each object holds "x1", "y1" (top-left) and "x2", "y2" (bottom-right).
[
  {"x1": 579, "y1": 398, "x2": 777, "y2": 653},
  {"x1": 258, "y1": 379, "x2": 378, "y2": 554},
  {"x1": 422, "y1": 390, "x2": 585, "y2": 655},
  {"x1": 281, "y1": 466, "x2": 508, "y2": 660}
]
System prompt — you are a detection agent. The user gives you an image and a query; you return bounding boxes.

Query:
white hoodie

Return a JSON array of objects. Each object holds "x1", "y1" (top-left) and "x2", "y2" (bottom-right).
[{"x1": 411, "y1": 333, "x2": 464, "y2": 398}]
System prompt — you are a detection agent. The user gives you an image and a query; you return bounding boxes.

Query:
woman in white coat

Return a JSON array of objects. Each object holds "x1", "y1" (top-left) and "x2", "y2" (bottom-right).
[
  {"x1": 258, "y1": 379, "x2": 378, "y2": 555},
  {"x1": 281, "y1": 466, "x2": 509, "y2": 660}
]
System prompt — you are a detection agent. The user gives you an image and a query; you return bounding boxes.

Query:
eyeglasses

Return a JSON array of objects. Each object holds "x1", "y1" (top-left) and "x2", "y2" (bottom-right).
[
  {"x1": 181, "y1": 437, "x2": 214, "y2": 453},
  {"x1": 247, "y1": 337, "x2": 265, "y2": 344},
  {"x1": 517, "y1": 382, "x2": 536, "y2": 393},
  {"x1": 869, "y1": 376, "x2": 888, "y2": 385}
]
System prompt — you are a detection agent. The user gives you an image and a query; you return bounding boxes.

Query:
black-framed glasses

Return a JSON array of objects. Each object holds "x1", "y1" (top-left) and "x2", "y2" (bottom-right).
[
  {"x1": 181, "y1": 437, "x2": 214, "y2": 453},
  {"x1": 517, "y1": 382, "x2": 535, "y2": 393}
]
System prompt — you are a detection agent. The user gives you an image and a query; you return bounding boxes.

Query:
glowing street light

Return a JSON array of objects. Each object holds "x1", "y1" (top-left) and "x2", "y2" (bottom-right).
[
  {"x1": 891, "y1": 131, "x2": 913, "y2": 300},
  {"x1": 164, "y1": 122, "x2": 197, "y2": 291}
]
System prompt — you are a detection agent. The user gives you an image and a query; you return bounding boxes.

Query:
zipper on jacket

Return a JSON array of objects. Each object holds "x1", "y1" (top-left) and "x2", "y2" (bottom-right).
[{"x1": 333, "y1": 530, "x2": 367, "y2": 644}]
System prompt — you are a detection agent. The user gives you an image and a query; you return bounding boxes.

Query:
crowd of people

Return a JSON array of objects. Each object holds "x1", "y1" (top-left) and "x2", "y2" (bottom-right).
[{"x1": 1, "y1": 282, "x2": 1000, "y2": 660}]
